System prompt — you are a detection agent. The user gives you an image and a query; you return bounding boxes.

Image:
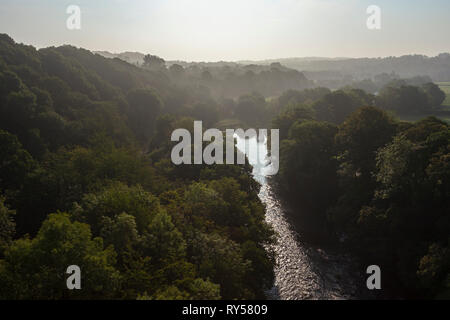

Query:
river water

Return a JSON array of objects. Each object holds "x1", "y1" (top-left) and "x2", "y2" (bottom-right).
[{"x1": 235, "y1": 133, "x2": 365, "y2": 300}]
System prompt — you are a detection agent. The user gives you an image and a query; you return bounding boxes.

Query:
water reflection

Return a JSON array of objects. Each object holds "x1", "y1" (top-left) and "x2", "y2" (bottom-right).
[{"x1": 235, "y1": 134, "x2": 362, "y2": 300}]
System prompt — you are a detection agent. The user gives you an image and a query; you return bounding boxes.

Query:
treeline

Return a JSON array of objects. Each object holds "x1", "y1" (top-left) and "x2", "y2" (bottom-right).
[
  {"x1": 97, "y1": 51, "x2": 313, "y2": 99},
  {"x1": 264, "y1": 54, "x2": 450, "y2": 83},
  {"x1": 152, "y1": 58, "x2": 312, "y2": 99},
  {"x1": 0, "y1": 34, "x2": 275, "y2": 299},
  {"x1": 273, "y1": 86, "x2": 450, "y2": 298},
  {"x1": 276, "y1": 80, "x2": 446, "y2": 123}
]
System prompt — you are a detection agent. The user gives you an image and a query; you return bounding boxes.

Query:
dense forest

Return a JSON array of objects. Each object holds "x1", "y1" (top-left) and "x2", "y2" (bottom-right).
[
  {"x1": 96, "y1": 50, "x2": 312, "y2": 99},
  {"x1": 97, "y1": 51, "x2": 450, "y2": 83},
  {"x1": 0, "y1": 33, "x2": 449, "y2": 300},
  {"x1": 98, "y1": 51, "x2": 450, "y2": 92},
  {"x1": 0, "y1": 34, "x2": 275, "y2": 299},
  {"x1": 273, "y1": 86, "x2": 450, "y2": 298}
]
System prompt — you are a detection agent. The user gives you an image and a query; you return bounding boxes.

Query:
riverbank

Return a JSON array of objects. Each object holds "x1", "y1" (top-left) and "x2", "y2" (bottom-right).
[{"x1": 235, "y1": 134, "x2": 371, "y2": 300}]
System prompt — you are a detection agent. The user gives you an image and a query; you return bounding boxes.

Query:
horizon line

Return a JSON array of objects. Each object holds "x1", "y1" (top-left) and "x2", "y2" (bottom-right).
[{"x1": 4, "y1": 33, "x2": 450, "y2": 64}]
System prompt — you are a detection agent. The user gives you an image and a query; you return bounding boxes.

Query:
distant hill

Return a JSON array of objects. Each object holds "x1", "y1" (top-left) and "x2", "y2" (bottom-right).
[
  {"x1": 95, "y1": 51, "x2": 243, "y2": 68},
  {"x1": 244, "y1": 54, "x2": 450, "y2": 82},
  {"x1": 239, "y1": 56, "x2": 350, "y2": 66},
  {"x1": 95, "y1": 51, "x2": 450, "y2": 82},
  {"x1": 94, "y1": 51, "x2": 146, "y2": 65}
]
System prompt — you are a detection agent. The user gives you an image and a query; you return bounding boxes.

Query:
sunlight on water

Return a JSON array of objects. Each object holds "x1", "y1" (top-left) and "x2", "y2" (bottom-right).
[
  {"x1": 234, "y1": 133, "x2": 270, "y2": 183},
  {"x1": 235, "y1": 134, "x2": 362, "y2": 300}
]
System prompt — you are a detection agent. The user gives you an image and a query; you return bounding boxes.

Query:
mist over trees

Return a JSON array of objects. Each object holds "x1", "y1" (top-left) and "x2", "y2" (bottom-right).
[
  {"x1": 99, "y1": 51, "x2": 450, "y2": 92},
  {"x1": 253, "y1": 54, "x2": 450, "y2": 83},
  {"x1": 0, "y1": 34, "x2": 275, "y2": 300},
  {"x1": 97, "y1": 52, "x2": 314, "y2": 99},
  {"x1": 0, "y1": 32, "x2": 449, "y2": 300},
  {"x1": 273, "y1": 88, "x2": 450, "y2": 298}
]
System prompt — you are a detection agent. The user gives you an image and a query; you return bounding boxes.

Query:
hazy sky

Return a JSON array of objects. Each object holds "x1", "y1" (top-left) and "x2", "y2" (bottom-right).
[{"x1": 1, "y1": 0, "x2": 450, "y2": 61}]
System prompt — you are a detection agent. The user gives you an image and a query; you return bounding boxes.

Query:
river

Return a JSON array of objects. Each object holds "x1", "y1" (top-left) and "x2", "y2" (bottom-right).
[{"x1": 235, "y1": 133, "x2": 366, "y2": 300}]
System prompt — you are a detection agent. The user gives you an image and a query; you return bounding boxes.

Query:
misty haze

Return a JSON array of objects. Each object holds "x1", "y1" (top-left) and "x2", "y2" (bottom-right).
[{"x1": 0, "y1": 0, "x2": 449, "y2": 305}]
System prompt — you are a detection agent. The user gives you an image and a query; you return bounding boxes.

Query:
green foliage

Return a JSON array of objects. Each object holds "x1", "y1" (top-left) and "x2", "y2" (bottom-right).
[
  {"x1": 0, "y1": 130, "x2": 34, "y2": 192},
  {"x1": 422, "y1": 83, "x2": 446, "y2": 107},
  {"x1": 376, "y1": 83, "x2": 444, "y2": 114},
  {"x1": 278, "y1": 87, "x2": 331, "y2": 107},
  {"x1": 0, "y1": 34, "x2": 276, "y2": 300},
  {"x1": 0, "y1": 213, "x2": 120, "y2": 299},
  {"x1": 189, "y1": 232, "x2": 251, "y2": 299},
  {"x1": 313, "y1": 89, "x2": 371, "y2": 124},
  {"x1": 274, "y1": 92, "x2": 450, "y2": 298},
  {"x1": 126, "y1": 88, "x2": 163, "y2": 142},
  {"x1": 3, "y1": 30, "x2": 448, "y2": 300},
  {"x1": 336, "y1": 107, "x2": 397, "y2": 182},
  {"x1": 143, "y1": 55, "x2": 166, "y2": 71},
  {"x1": 15, "y1": 141, "x2": 155, "y2": 235},
  {"x1": 337, "y1": 116, "x2": 449, "y2": 296},
  {"x1": 0, "y1": 198, "x2": 15, "y2": 254},
  {"x1": 189, "y1": 102, "x2": 219, "y2": 127},
  {"x1": 142, "y1": 210, "x2": 186, "y2": 266},
  {"x1": 277, "y1": 120, "x2": 338, "y2": 234},
  {"x1": 73, "y1": 183, "x2": 160, "y2": 235},
  {"x1": 142, "y1": 278, "x2": 221, "y2": 300},
  {"x1": 417, "y1": 243, "x2": 450, "y2": 297},
  {"x1": 272, "y1": 103, "x2": 315, "y2": 140},
  {"x1": 99, "y1": 213, "x2": 139, "y2": 255},
  {"x1": 235, "y1": 92, "x2": 267, "y2": 126}
]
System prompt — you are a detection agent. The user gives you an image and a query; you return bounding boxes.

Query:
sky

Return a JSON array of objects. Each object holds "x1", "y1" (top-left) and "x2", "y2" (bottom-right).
[{"x1": 1, "y1": 0, "x2": 450, "y2": 62}]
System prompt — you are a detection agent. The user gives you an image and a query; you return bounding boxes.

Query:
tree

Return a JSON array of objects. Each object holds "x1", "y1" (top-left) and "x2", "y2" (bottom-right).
[
  {"x1": 313, "y1": 90, "x2": 365, "y2": 124},
  {"x1": 100, "y1": 213, "x2": 139, "y2": 255},
  {"x1": 0, "y1": 129, "x2": 34, "y2": 192},
  {"x1": 184, "y1": 182, "x2": 228, "y2": 227},
  {"x1": 272, "y1": 103, "x2": 314, "y2": 140},
  {"x1": 15, "y1": 142, "x2": 155, "y2": 235},
  {"x1": 417, "y1": 243, "x2": 450, "y2": 298},
  {"x1": 141, "y1": 210, "x2": 186, "y2": 266},
  {"x1": 335, "y1": 106, "x2": 397, "y2": 182},
  {"x1": 235, "y1": 92, "x2": 267, "y2": 126},
  {"x1": 0, "y1": 213, "x2": 120, "y2": 299},
  {"x1": 143, "y1": 54, "x2": 165, "y2": 71},
  {"x1": 201, "y1": 70, "x2": 213, "y2": 82},
  {"x1": 0, "y1": 198, "x2": 15, "y2": 254},
  {"x1": 140, "y1": 277, "x2": 221, "y2": 300},
  {"x1": 377, "y1": 85, "x2": 428, "y2": 114},
  {"x1": 350, "y1": 118, "x2": 450, "y2": 294},
  {"x1": 278, "y1": 87, "x2": 331, "y2": 108},
  {"x1": 330, "y1": 108, "x2": 398, "y2": 249},
  {"x1": 126, "y1": 88, "x2": 163, "y2": 142},
  {"x1": 278, "y1": 120, "x2": 338, "y2": 234},
  {"x1": 190, "y1": 232, "x2": 251, "y2": 299},
  {"x1": 189, "y1": 102, "x2": 219, "y2": 127},
  {"x1": 0, "y1": 70, "x2": 22, "y2": 99},
  {"x1": 422, "y1": 82, "x2": 446, "y2": 108},
  {"x1": 73, "y1": 183, "x2": 161, "y2": 235},
  {"x1": 0, "y1": 33, "x2": 281, "y2": 301},
  {"x1": 169, "y1": 64, "x2": 185, "y2": 78}
]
